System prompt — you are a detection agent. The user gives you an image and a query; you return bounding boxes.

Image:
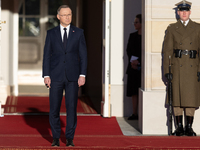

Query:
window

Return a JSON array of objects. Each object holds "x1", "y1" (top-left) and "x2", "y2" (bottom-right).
[
  {"x1": 46, "y1": 0, "x2": 68, "y2": 30},
  {"x1": 19, "y1": 0, "x2": 40, "y2": 36}
]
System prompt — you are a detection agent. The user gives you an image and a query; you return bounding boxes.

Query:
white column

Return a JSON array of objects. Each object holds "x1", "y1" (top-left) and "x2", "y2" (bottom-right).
[
  {"x1": 0, "y1": 10, "x2": 10, "y2": 105},
  {"x1": 0, "y1": 0, "x2": 6, "y2": 112},
  {"x1": 110, "y1": 0, "x2": 124, "y2": 117},
  {"x1": 12, "y1": 13, "x2": 19, "y2": 96},
  {"x1": 0, "y1": 9, "x2": 19, "y2": 105}
]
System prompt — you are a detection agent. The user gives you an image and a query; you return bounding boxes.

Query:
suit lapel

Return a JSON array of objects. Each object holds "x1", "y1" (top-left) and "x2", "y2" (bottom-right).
[
  {"x1": 54, "y1": 26, "x2": 65, "y2": 50},
  {"x1": 175, "y1": 20, "x2": 185, "y2": 37},
  {"x1": 66, "y1": 25, "x2": 75, "y2": 51},
  {"x1": 54, "y1": 24, "x2": 76, "y2": 51},
  {"x1": 181, "y1": 19, "x2": 196, "y2": 41}
]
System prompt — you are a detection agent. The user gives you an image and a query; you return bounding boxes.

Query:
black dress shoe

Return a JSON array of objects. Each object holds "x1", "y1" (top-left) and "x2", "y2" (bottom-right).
[
  {"x1": 172, "y1": 115, "x2": 184, "y2": 136},
  {"x1": 185, "y1": 116, "x2": 196, "y2": 136},
  {"x1": 172, "y1": 125, "x2": 184, "y2": 136},
  {"x1": 185, "y1": 125, "x2": 196, "y2": 136},
  {"x1": 51, "y1": 138, "x2": 60, "y2": 147},
  {"x1": 66, "y1": 139, "x2": 74, "y2": 147},
  {"x1": 128, "y1": 114, "x2": 138, "y2": 120}
]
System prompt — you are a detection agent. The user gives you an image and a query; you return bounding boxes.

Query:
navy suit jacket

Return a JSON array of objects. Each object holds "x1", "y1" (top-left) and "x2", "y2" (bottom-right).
[{"x1": 42, "y1": 25, "x2": 87, "y2": 82}]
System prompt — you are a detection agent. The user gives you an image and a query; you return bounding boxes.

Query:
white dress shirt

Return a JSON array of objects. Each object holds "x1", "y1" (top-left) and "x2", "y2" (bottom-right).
[
  {"x1": 60, "y1": 24, "x2": 70, "y2": 41},
  {"x1": 181, "y1": 19, "x2": 189, "y2": 26}
]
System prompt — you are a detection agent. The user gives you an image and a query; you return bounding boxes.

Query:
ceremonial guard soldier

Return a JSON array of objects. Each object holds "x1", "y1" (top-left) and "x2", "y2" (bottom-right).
[{"x1": 163, "y1": 0, "x2": 200, "y2": 136}]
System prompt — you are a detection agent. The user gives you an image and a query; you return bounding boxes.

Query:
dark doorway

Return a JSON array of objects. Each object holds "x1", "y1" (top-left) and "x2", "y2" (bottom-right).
[{"x1": 82, "y1": 0, "x2": 103, "y2": 114}]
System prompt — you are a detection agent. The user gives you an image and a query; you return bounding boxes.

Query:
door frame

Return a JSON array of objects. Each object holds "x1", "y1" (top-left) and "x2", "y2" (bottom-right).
[{"x1": 101, "y1": 0, "x2": 111, "y2": 117}]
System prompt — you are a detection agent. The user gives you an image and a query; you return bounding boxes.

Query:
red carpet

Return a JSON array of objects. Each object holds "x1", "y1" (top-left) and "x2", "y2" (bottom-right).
[
  {"x1": 1, "y1": 115, "x2": 200, "y2": 149},
  {"x1": 2, "y1": 96, "x2": 97, "y2": 114}
]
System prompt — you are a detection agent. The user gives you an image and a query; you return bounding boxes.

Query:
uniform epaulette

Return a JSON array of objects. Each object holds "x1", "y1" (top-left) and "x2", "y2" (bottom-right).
[
  {"x1": 194, "y1": 21, "x2": 200, "y2": 25},
  {"x1": 168, "y1": 23, "x2": 175, "y2": 28}
]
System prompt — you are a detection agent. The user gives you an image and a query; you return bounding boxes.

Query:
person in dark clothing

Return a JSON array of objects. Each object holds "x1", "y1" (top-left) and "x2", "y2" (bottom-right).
[
  {"x1": 42, "y1": 5, "x2": 87, "y2": 146},
  {"x1": 126, "y1": 14, "x2": 142, "y2": 120}
]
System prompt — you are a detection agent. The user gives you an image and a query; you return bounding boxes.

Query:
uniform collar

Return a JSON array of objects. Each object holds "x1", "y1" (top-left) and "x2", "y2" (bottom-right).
[{"x1": 180, "y1": 19, "x2": 189, "y2": 26}]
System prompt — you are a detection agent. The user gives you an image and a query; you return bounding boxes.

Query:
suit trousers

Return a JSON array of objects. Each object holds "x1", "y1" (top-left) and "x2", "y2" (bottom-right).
[
  {"x1": 49, "y1": 77, "x2": 79, "y2": 140},
  {"x1": 173, "y1": 107, "x2": 195, "y2": 116}
]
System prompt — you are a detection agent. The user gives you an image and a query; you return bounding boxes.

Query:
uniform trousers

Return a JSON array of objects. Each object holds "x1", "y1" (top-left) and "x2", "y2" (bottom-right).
[{"x1": 174, "y1": 107, "x2": 195, "y2": 116}]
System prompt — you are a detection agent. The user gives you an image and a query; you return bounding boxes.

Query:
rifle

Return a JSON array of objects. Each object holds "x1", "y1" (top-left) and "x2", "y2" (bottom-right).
[{"x1": 168, "y1": 56, "x2": 173, "y2": 135}]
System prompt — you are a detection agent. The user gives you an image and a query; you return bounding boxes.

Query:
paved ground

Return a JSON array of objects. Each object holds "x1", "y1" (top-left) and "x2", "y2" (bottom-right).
[{"x1": 116, "y1": 117, "x2": 141, "y2": 136}]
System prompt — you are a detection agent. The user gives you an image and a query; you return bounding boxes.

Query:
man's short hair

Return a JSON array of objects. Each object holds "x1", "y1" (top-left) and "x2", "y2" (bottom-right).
[{"x1": 57, "y1": 5, "x2": 72, "y2": 14}]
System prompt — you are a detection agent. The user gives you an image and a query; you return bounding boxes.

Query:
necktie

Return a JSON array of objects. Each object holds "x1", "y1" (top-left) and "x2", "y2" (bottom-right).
[
  {"x1": 183, "y1": 21, "x2": 186, "y2": 26},
  {"x1": 63, "y1": 28, "x2": 67, "y2": 48}
]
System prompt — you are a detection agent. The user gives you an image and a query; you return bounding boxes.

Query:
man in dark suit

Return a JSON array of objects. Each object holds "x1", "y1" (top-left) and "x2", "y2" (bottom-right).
[{"x1": 42, "y1": 5, "x2": 87, "y2": 147}]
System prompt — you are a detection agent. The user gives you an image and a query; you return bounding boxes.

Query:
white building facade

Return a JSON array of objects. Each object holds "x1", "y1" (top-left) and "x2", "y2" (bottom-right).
[{"x1": 1, "y1": 0, "x2": 200, "y2": 135}]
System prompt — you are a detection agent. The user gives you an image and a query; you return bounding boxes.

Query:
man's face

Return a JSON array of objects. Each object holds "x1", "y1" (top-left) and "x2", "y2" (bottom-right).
[
  {"x1": 57, "y1": 8, "x2": 72, "y2": 27},
  {"x1": 178, "y1": 10, "x2": 191, "y2": 21}
]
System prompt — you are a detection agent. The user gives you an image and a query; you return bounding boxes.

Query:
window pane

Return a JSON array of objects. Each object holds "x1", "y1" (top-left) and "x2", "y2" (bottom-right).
[
  {"x1": 19, "y1": 18, "x2": 23, "y2": 36},
  {"x1": 19, "y1": 3, "x2": 23, "y2": 15},
  {"x1": 24, "y1": 18, "x2": 40, "y2": 36},
  {"x1": 25, "y1": 0, "x2": 40, "y2": 15},
  {"x1": 47, "y1": 18, "x2": 59, "y2": 30},
  {"x1": 48, "y1": 0, "x2": 64, "y2": 15}
]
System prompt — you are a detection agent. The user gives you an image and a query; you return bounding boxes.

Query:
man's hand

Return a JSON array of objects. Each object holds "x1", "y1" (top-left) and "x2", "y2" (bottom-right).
[
  {"x1": 131, "y1": 60, "x2": 139, "y2": 70},
  {"x1": 165, "y1": 73, "x2": 173, "y2": 81},
  {"x1": 78, "y1": 76, "x2": 85, "y2": 87},
  {"x1": 44, "y1": 77, "x2": 51, "y2": 89}
]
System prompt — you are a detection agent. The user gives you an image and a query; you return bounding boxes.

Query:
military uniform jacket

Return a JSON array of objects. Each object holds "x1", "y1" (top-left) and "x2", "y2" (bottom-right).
[{"x1": 163, "y1": 19, "x2": 200, "y2": 107}]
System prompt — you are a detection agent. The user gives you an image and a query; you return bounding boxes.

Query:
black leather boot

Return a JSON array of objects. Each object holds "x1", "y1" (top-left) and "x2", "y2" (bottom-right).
[
  {"x1": 185, "y1": 116, "x2": 196, "y2": 136},
  {"x1": 172, "y1": 115, "x2": 184, "y2": 136}
]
